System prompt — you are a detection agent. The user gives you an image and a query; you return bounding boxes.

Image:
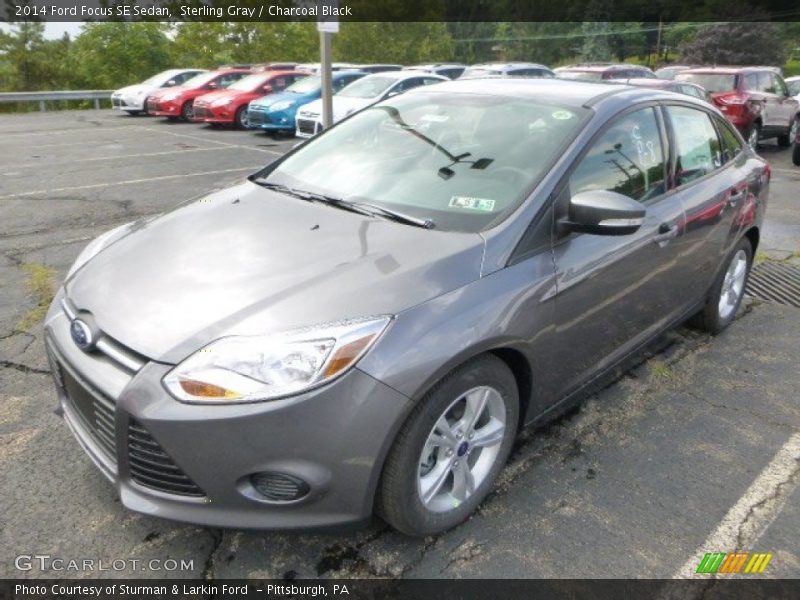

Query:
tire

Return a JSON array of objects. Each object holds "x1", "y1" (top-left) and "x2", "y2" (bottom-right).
[
  {"x1": 689, "y1": 237, "x2": 753, "y2": 335},
  {"x1": 125, "y1": 110, "x2": 142, "y2": 116},
  {"x1": 235, "y1": 106, "x2": 249, "y2": 129},
  {"x1": 793, "y1": 140, "x2": 800, "y2": 166},
  {"x1": 181, "y1": 101, "x2": 194, "y2": 121},
  {"x1": 746, "y1": 121, "x2": 761, "y2": 151},
  {"x1": 777, "y1": 117, "x2": 797, "y2": 148},
  {"x1": 377, "y1": 354, "x2": 519, "y2": 536}
]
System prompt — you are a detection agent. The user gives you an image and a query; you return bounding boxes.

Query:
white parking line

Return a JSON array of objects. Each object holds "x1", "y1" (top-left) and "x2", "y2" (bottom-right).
[
  {"x1": 137, "y1": 126, "x2": 286, "y2": 156},
  {"x1": 6, "y1": 146, "x2": 245, "y2": 169},
  {"x1": 0, "y1": 166, "x2": 262, "y2": 200},
  {"x1": 671, "y1": 432, "x2": 800, "y2": 580},
  {"x1": 0, "y1": 124, "x2": 143, "y2": 138}
]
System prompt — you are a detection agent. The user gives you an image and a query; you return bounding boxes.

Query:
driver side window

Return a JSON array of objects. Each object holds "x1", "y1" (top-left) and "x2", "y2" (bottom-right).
[{"x1": 569, "y1": 107, "x2": 667, "y2": 203}]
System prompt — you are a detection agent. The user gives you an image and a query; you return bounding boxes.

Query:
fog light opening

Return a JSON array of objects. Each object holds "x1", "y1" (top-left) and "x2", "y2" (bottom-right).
[{"x1": 251, "y1": 472, "x2": 310, "y2": 502}]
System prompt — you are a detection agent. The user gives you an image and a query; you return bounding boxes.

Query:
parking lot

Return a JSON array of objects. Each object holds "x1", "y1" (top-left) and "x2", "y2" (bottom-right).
[{"x1": 1, "y1": 109, "x2": 799, "y2": 580}]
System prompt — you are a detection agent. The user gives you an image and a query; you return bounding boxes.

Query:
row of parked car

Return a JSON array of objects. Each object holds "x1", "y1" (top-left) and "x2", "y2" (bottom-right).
[{"x1": 111, "y1": 60, "x2": 800, "y2": 161}]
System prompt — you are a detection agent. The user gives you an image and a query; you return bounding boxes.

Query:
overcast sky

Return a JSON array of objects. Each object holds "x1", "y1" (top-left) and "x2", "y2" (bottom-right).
[{"x1": 0, "y1": 22, "x2": 85, "y2": 39}]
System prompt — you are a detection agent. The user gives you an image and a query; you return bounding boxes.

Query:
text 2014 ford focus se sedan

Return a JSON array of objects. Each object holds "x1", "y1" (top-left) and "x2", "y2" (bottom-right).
[{"x1": 45, "y1": 79, "x2": 768, "y2": 536}]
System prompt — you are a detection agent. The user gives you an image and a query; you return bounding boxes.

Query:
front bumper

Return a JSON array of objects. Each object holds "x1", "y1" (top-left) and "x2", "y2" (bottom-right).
[
  {"x1": 146, "y1": 98, "x2": 181, "y2": 117},
  {"x1": 111, "y1": 95, "x2": 145, "y2": 111},
  {"x1": 295, "y1": 115, "x2": 323, "y2": 138},
  {"x1": 248, "y1": 106, "x2": 295, "y2": 131},
  {"x1": 193, "y1": 104, "x2": 235, "y2": 124},
  {"x1": 44, "y1": 292, "x2": 413, "y2": 529}
]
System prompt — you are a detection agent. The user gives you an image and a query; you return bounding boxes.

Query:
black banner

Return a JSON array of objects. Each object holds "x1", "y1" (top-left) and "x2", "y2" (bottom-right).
[
  {"x1": 2, "y1": 0, "x2": 800, "y2": 23},
  {"x1": 3, "y1": 580, "x2": 800, "y2": 600}
]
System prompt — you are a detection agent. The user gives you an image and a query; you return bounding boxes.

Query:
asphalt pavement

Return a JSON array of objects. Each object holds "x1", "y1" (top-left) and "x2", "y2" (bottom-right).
[{"x1": 1, "y1": 109, "x2": 799, "y2": 580}]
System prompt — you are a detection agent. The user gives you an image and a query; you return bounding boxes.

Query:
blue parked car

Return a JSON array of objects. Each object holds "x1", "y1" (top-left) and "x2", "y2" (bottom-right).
[{"x1": 247, "y1": 70, "x2": 367, "y2": 135}]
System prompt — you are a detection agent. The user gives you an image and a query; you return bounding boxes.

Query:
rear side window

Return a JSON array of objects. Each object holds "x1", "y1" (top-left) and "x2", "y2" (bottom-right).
[
  {"x1": 666, "y1": 106, "x2": 723, "y2": 185},
  {"x1": 758, "y1": 72, "x2": 774, "y2": 93},
  {"x1": 569, "y1": 107, "x2": 666, "y2": 203},
  {"x1": 715, "y1": 117, "x2": 744, "y2": 163}
]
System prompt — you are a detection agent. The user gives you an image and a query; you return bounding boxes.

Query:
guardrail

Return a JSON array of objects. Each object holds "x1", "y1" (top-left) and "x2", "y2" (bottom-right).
[{"x1": 0, "y1": 90, "x2": 113, "y2": 111}]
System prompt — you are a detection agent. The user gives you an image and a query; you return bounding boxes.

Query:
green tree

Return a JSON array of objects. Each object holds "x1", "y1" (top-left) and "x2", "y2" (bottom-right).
[
  {"x1": 69, "y1": 23, "x2": 173, "y2": 89},
  {"x1": 492, "y1": 22, "x2": 583, "y2": 66},
  {"x1": 0, "y1": 23, "x2": 66, "y2": 90},
  {"x1": 171, "y1": 22, "x2": 235, "y2": 68},
  {"x1": 335, "y1": 22, "x2": 454, "y2": 64}
]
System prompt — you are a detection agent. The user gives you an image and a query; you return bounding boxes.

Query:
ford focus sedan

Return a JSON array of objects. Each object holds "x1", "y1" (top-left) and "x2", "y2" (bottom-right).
[{"x1": 46, "y1": 79, "x2": 768, "y2": 536}]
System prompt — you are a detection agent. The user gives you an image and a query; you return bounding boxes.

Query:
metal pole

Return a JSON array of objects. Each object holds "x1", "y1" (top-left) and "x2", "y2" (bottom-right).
[{"x1": 320, "y1": 30, "x2": 333, "y2": 129}]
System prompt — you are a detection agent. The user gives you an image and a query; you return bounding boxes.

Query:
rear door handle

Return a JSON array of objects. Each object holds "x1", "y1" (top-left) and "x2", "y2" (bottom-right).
[{"x1": 653, "y1": 222, "x2": 679, "y2": 245}]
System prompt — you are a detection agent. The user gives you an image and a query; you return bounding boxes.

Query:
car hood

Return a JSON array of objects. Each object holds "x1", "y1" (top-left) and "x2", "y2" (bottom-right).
[
  {"x1": 193, "y1": 90, "x2": 239, "y2": 105},
  {"x1": 66, "y1": 181, "x2": 484, "y2": 364},
  {"x1": 252, "y1": 91, "x2": 315, "y2": 110},
  {"x1": 115, "y1": 83, "x2": 154, "y2": 96},
  {"x1": 298, "y1": 96, "x2": 373, "y2": 120},
  {"x1": 149, "y1": 85, "x2": 189, "y2": 99}
]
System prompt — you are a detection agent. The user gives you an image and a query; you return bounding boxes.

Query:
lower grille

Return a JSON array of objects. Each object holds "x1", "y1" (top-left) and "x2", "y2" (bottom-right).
[
  {"x1": 248, "y1": 109, "x2": 269, "y2": 126},
  {"x1": 127, "y1": 420, "x2": 205, "y2": 497},
  {"x1": 745, "y1": 261, "x2": 800, "y2": 307},
  {"x1": 193, "y1": 107, "x2": 212, "y2": 119},
  {"x1": 297, "y1": 119, "x2": 317, "y2": 135},
  {"x1": 61, "y1": 365, "x2": 117, "y2": 462},
  {"x1": 146, "y1": 100, "x2": 161, "y2": 112}
]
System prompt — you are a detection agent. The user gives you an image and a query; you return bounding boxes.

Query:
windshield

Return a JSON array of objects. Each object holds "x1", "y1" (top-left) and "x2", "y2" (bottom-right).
[
  {"x1": 258, "y1": 92, "x2": 589, "y2": 233},
  {"x1": 461, "y1": 68, "x2": 500, "y2": 78},
  {"x1": 182, "y1": 72, "x2": 220, "y2": 89},
  {"x1": 675, "y1": 73, "x2": 738, "y2": 93},
  {"x1": 141, "y1": 70, "x2": 179, "y2": 86},
  {"x1": 786, "y1": 79, "x2": 800, "y2": 96},
  {"x1": 337, "y1": 76, "x2": 396, "y2": 98},
  {"x1": 286, "y1": 76, "x2": 320, "y2": 94},
  {"x1": 558, "y1": 70, "x2": 603, "y2": 81},
  {"x1": 227, "y1": 73, "x2": 271, "y2": 91}
]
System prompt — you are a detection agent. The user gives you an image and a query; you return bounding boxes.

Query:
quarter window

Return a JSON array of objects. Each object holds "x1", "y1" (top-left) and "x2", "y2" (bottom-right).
[
  {"x1": 569, "y1": 107, "x2": 666, "y2": 203},
  {"x1": 715, "y1": 117, "x2": 744, "y2": 164},
  {"x1": 666, "y1": 106, "x2": 723, "y2": 185}
]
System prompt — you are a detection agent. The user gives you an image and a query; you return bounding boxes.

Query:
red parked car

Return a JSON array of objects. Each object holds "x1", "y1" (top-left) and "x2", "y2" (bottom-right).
[
  {"x1": 146, "y1": 69, "x2": 253, "y2": 121},
  {"x1": 676, "y1": 66, "x2": 800, "y2": 150},
  {"x1": 192, "y1": 71, "x2": 305, "y2": 129}
]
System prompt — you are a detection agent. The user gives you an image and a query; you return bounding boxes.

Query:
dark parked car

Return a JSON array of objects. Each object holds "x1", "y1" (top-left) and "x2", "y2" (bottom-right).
[
  {"x1": 621, "y1": 77, "x2": 712, "y2": 101},
  {"x1": 557, "y1": 64, "x2": 656, "y2": 80},
  {"x1": 676, "y1": 66, "x2": 800, "y2": 150},
  {"x1": 46, "y1": 79, "x2": 768, "y2": 536}
]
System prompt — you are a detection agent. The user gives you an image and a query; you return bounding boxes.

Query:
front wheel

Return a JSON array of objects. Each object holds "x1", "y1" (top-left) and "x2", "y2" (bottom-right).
[
  {"x1": 181, "y1": 101, "x2": 194, "y2": 121},
  {"x1": 689, "y1": 237, "x2": 753, "y2": 335},
  {"x1": 377, "y1": 355, "x2": 519, "y2": 536},
  {"x1": 777, "y1": 117, "x2": 797, "y2": 148},
  {"x1": 235, "y1": 106, "x2": 249, "y2": 129},
  {"x1": 746, "y1": 122, "x2": 761, "y2": 151}
]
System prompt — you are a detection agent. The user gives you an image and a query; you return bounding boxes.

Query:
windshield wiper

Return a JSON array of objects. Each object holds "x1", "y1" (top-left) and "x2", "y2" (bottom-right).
[{"x1": 252, "y1": 179, "x2": 434, "y2": 229}]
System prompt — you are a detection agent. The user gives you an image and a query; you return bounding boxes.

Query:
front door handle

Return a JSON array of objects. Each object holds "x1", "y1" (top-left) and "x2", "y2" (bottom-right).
[{"x1": 653, "y1": 222, "x2": 679, "y2": 245}]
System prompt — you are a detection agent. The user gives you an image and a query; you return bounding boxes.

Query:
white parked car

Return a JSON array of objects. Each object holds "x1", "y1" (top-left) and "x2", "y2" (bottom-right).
[
  {"x1": 295, "y1": 71, "x2": 447, "y2": 138},
  {"x1": 404, "y1": 63, "x2": 466, "y2": 79},
  {"x1": 111, "y1": 69, "x2": 207, "y2": 115}
]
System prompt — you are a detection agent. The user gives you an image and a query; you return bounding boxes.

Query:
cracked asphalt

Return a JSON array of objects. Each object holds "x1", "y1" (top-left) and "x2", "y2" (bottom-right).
[{"x1": 1, "y1": 110, "x2": 799, "y2": 580}]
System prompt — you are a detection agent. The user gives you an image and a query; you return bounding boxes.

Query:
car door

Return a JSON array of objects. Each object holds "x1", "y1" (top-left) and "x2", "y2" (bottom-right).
[
  {"x1": 548, "y1": 105, "x2": 686, "y2": 398},
  {"x1": 772, "y1": 74, "x2": 797, "y2": 129},
  {"x1": 661, "y1": 104, "x2": 746, "y2": 302},
  {"x1": 758, "y1": 71, "x2": 783, "y2": 130}
]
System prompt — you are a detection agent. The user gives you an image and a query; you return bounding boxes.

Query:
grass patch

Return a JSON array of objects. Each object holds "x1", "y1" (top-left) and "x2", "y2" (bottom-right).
[
  {"x1": 651, "y1": 362, "x2": 675, "y2": 380},
  {"x1": 755, "y1": 251, "x2": 770, "y2": 264},
  {"x1": 16, "y1": 263, "x2": 57, "y2": 331}
]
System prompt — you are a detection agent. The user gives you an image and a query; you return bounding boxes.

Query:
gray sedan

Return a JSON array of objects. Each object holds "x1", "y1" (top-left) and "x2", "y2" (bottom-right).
[{"x1": 45, "y1": 79, "x2": 768, "y2": 536}]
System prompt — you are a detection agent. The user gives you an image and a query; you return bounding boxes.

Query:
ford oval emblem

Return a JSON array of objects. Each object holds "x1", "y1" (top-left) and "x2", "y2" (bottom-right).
[{"x1": 70, "y1": 319, "x2": 94, "y2": 351}]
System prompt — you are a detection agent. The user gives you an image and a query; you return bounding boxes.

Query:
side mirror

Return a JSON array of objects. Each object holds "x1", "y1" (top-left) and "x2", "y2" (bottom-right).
[
  {"x1": 559, "y1": 190, "x2": 646, "y2": 236},
  {"x1": 164, "y1": 79, "x2": 177, "y2": 87},
  {"x1": 206, "y1": 82, "x2": 218, "y2": 90},
  {"x1": 385, "y1": 90, "x2": 401, "y2": 98},
  {"x1": 262, "y1": 84, "x2": 273, "y2": 93}
]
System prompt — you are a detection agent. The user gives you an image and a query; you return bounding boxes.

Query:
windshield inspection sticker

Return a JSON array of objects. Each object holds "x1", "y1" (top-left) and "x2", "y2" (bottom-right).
[
  {"x1": 551, "y1": 110, "x2": 574, "y2": 120},
  {"x1": 449, "y1": 196, "x2": 496, "y2": 212}
]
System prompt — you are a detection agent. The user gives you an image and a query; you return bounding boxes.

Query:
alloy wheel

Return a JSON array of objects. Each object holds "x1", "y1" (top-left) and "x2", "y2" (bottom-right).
[
  {"x1": 718, "y1": 249, "x2": 748, "y2": 320},
  {"x1": 747, "y1": 126, "x2": 759, "y2": 151},
  {"x1": 417, "y1": 386, "x2": 506, "y2": 513}
]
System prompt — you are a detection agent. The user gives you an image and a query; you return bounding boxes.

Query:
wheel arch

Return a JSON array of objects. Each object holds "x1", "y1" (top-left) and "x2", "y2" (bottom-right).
[{"x1": 744, "y1": 225, "x2": 759, "y2": 255}]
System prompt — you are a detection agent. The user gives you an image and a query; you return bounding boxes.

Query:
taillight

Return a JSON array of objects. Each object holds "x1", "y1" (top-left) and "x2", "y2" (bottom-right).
[{"x1": 714, "y1": 92, "x2": 748, "y2": 106}]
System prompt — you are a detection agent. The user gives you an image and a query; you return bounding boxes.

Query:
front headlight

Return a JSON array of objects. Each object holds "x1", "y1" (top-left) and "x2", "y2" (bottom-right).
[
  {"x1": 163, "y1": 317, "x2": 392, "y2": 403},
  {"x1": 66, "y1": 222, "x2": 133, "y2": 280},
  {"x1": 269, "y1": 100, "x2": 295, "y2": 111}
]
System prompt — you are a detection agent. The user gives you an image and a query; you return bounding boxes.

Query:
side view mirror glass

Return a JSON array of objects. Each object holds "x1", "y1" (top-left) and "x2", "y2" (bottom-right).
[
  {"x1": 207, "y1": 82, "x2": 218, "y2": 90},
  {"x1": 262, "y1": 84, "x2": 273, "y2": 93},
  {"x1": 560, "y1": 190, "x2": 646, "y2": 236},
  {"x1": 164, "y1": 79, "x2": 177, "y2": 87}
]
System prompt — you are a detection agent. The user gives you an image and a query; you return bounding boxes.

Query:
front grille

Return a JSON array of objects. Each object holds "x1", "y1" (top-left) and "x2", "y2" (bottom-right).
[
  {"x1": 112, "y1": 97, "x2": 122, "y2": 108},
  {"x1": 297, "y1": 119, "x2": 317, "y2": 135},
  {"x1": 61, "y1": 365, "x2": 117, "y2": 463},
  {"x1": 745, "y1": 261, "x2": 800, "y2": 307},
  {"x1": 193, "y1": 107, "x2": 212, "y2": 119},
  {"x1": 146, "y1": 100, "x2": 161, "y2": 112},
  {"x1": 127, "y1": 420, "x2": 205, "y2": 497},
  {"x1": 248, "y1": 109, "x2": 269, "y2": 126}
]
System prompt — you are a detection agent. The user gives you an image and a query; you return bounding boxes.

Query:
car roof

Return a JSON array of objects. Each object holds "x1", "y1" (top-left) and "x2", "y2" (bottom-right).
[
  {"x1": 623, "y1": 78, "x2": 674, "y2": 87},
  {"x1": 468, "y1": 62, "x2": 551, "y2": 70},
  {"x1": 559, "y1": 64, "x2": 650, "y2": 73},
  {"x1": 681, "y1": 66, "x2": 773, "y2": 75},
  {"x1": 406, "y1": 63, "x2": 465, "y2": 69},
  {"x1": 361, "y1": 70, "x2": 447, "y2": 81}
]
